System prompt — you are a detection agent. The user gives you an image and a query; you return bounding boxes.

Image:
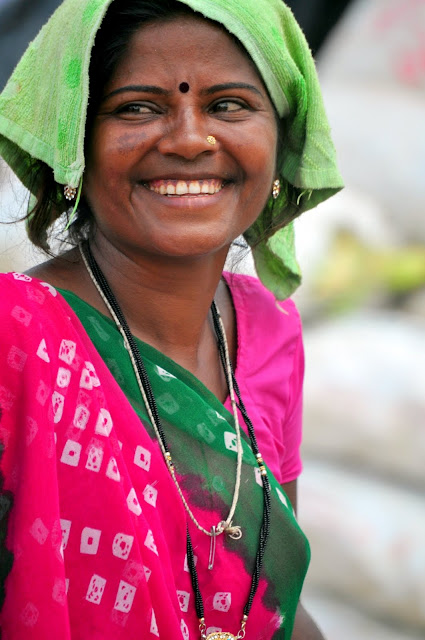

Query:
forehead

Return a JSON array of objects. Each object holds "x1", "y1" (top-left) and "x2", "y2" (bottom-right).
[{"x1": 105, "y1": 14, "x2": 265, "y2": 90}]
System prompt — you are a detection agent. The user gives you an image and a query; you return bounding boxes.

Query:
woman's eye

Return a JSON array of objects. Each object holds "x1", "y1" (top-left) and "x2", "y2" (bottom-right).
[
  {"x1": 211, "y1": 100, "x2": 246, "y2": 113},
  {"x1": 117, "y1": 103, "x2": 158, "y2": 115}
]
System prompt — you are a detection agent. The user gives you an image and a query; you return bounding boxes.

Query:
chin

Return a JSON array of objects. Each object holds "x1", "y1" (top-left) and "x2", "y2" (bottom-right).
[
  {"x1": 134, "y1": 225, "x2": 235, "y2": 260},
  {"x1": 156, "y1": 239, "x2": 231, "y2": 260}
]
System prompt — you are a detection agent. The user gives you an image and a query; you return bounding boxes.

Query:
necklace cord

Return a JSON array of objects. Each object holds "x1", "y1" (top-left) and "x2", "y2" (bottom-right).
[
  {"x1": 211, "y1": 300, "x2": 272, "y2": 615},
  {"x1": 80, "y1": 243, "x2": 244, "y2": 539},
  {"x1": 79, "y1": 241, "x2": 271, "y2": 626}
]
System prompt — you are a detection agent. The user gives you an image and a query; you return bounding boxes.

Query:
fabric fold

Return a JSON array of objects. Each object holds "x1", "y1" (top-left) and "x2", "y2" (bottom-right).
[{"x1": 0, "y1": 273, "x2": 310, "y2": 638}]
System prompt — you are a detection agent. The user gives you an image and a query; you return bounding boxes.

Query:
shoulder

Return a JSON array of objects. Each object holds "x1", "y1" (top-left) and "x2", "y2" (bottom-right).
[
  {"x1": 0, "y1": 272, "x2": 78, "y2": 347},
  {"x1": 222, "y1": 273, "x2": 305, "y2": 485},
  {"x1": 223, "y1": 270, "x2": 304, "y2": 395},
  {"x1": 0, "y1": 271, "x2": 59, "y2": 312},
  {"x1": 0, "y1": 271, "x2": 65, "y2": 315},
  {"x1": 223, "y1": 271, "x2": 302, "y2": 340}
]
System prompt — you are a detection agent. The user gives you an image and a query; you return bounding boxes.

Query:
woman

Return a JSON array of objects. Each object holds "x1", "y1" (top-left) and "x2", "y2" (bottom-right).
[{"x1": 0, "y1": 0, "x2": 343, "y2": 638}]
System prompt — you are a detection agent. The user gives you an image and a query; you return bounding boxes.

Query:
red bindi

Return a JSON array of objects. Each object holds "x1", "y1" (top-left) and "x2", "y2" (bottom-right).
[{"x1": 179, "y1": 82, "x2": 190, "y2": 93}]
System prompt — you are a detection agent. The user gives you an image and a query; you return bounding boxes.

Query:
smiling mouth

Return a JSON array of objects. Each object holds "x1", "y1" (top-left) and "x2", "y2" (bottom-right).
[{"x1": 145, "y1": 179, "x2": 224, "y2": 196}]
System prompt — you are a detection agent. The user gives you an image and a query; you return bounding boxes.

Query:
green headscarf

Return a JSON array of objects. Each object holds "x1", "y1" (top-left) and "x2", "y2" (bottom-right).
[{"x1": 0, "y1": 0, "x2": 343, "y2": 299}]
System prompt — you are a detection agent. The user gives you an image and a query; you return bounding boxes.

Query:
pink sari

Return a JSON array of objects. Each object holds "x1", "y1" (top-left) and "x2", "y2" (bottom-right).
[{"x1": 0, "y1": 273, "x2": 309, "y2": 639}]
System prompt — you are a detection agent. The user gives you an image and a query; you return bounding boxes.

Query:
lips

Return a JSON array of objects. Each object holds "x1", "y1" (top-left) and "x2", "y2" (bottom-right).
[{"x1": 146, "y1": 178, "x2": 224, "y2": 196}]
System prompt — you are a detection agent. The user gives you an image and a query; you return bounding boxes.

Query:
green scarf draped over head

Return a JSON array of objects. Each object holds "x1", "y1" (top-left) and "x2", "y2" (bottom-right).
[{"x1": 0, "y1": 0, "x2": 343, "y2": 299}]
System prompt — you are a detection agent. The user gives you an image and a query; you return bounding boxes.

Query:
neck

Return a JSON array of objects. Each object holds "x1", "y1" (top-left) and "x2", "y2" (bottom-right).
[{"x1": 89, "y1": 234, "x2": 231, "y2": 374}]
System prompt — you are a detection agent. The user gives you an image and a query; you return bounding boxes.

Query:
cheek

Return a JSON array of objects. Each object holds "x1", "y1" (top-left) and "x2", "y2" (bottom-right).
[
  {"x1": 86, "y1": 125, "x2": 147, "y2": 179},
  {"x1": 245, "y1": 123, "x2": 278, "y2": 177},
  {"x1": 114, "y1": 131, "x2": 148, "y2": 156}
]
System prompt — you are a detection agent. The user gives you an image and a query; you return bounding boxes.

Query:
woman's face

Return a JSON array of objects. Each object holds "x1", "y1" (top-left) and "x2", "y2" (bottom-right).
[{"x1": 84, "y1": 14, "x2": 278, "y2": 260}]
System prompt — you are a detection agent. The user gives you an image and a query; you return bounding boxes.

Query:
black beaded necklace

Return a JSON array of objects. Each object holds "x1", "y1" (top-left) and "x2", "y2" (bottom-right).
[{"x1": 81, "y1": 241, "x2": 271, "y2": 640}]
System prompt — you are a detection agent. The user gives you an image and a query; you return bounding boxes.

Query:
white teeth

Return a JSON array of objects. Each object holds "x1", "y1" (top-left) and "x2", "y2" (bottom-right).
[
  {"x1": 148, "y1": 179, "x2": 223, "y2": 195},
  {"x1": 176, "y1": 180, "x2": 187, "y2": 195}
]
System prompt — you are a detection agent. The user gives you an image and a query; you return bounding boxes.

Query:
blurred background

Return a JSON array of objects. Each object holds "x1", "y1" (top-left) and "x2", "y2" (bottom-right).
[
  {"x1": 1, "y1": 1, "x2": 425, "y2": 638},
  {"x1": 290, "y1": 2, "x2": 425, "y2": 639}
]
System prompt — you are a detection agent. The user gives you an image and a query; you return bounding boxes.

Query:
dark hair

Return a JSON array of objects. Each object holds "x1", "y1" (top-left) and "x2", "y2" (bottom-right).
[{"x1": 25, "y1": 0, "x2": 284, "y2": 251}]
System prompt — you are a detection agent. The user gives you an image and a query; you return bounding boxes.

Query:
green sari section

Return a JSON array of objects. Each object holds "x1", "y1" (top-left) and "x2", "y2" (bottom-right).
[{"x1": 58, "y1": 287, "x2": 310, "y2": 638}]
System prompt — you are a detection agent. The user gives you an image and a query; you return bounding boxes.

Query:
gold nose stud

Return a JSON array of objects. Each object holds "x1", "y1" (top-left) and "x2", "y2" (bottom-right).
[{"x1": 206, "y1": 135, "x2": 216, "y2": 145}]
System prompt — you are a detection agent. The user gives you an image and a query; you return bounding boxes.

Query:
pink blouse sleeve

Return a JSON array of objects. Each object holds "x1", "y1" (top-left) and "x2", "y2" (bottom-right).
[
  {"x1": 223, "y1": 272, "x2": 305, "y2": 485},
  {"x1": 275, "y1": 323, "x2": 304, "y2": 483}
]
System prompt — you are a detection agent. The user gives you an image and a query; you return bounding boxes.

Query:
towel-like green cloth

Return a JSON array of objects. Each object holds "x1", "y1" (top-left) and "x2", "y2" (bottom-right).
[{"x1": 0, "y1": 0, "x2": 343, "y2": 299}]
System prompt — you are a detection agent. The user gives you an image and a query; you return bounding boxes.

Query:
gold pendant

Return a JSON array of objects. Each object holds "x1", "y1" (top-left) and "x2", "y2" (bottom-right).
[{"x1": 206, "y1": 634, "x2": 236, "y2": 640}]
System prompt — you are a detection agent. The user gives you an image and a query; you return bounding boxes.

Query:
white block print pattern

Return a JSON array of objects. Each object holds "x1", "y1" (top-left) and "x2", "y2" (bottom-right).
[
  {"x1": 112, "y1": 533, "x2": 134, "y2": 560},
  {"x1": 52, "y1": 577, "x2": 67, "y2": 605},
  {"x1": 122, "y1": 561, "x2": 144, "y2": 587},
  {"x1": 8, "y1": 345, "x2": 27, "y2": 372},
  {"x1": 143, "y1": 566, "x2": 152, "y2": 582},
  {"x1": 80, "y1": 527, "x2": 101, "y2": 555},
  {"x1": 95, "y1": 408, "x2": 113, "y2": 437},
  {"x1": 36, "y1": 338, "x2": 50, "y2": 362},
  {"x1": 207, "y1": 408, "x2": 227, "y2": 425},
  {"x1": 0, "y1": 385, "x2": 14, "y2": 411},
  {"x1": 73, "y1": 405, "x2": 90, "y2": 430},
  {"x1": 134, "y1": 445, "x2": 151, "y2": 471},
  {"x1": 150, "y1": 609, "x2": 159, "y2": 637},
  {"x1": 213, "y1": 592, "x2": 231, "y2": 612},
  {"x1": 12, "y1": 272, "x2": 32, "y2": 282},
  {"x1": 36, "y1": 380, "x2": 49, "y2": 406},
  {"x1": 181, "y1": 619, "x2": 190, "y2": 640},
  {"x1": 114, "y1": 580, "x2": 137, "y2": 613},
  {"x1": 86, "y1": 574, "x2": 106, "y2": 605},
  {"x1": 40, "y1": 281, "x2": 57, "y2": 296},
  {"x1": 156, "y1": 365, "x2": 176, "y2": 381},
  {"x1": 177, "y1": 590, "x2": 190, "y2": 612},
  {"x1": 254, "y1": 467, "x2": 263, "y2": 487},
  {"x1": 224, "y1": 432, "x2": 237, "y2": 452},
  {"x1": 52, "y1": 391, "x2": 65, "y2": 424},
  {"x1": 20, "y1": 602, "x2": 39, "y2": 627},
  {"x1": 56, "y1": 367, "x2": 71, "y2": 388},
  {"x1": 157, "y1": 393, "x2": 179, "y2": 415},
  {"x1": 30, "y1": 517, "x2": 49, "y2": 544},
  {"x1": 60, "y1": 519, "x2": 72, "y2": 552},
  {"x1": 106, "y1": 457, "x2": 120, "y2": 482},
  {"x1": 11, "y1": 305, "x2": 32, "y2": 326},
  {"x1": 60, "y1": 440, "x2": 82, "y2": 467},
  {"x1": 85, "y1": 443, "x2": 104, "y2": 473},
  {"x1": 184, "y1": 553, "x2": 198, "y2": 572},
  {"x1": 80, "y1": 361, "x2": 100, "y2": 390},
  {"x1": 196, "y1": 422, "x2": 216, "y2": 444},
  {"x1": 26, "y1": 285, "x2": 45, "y2": 305},
  {"x1": 144, "y1": 530, "x2": 158, "y2": 555},
  {"x1": 58, "y1": 339, "x2": 76, "y2": 365},
  {"x1": 127, "y1": 488, "x2": 142, "y2": 516},
  {"x1": 276, "y1": 488, "x2": 288, "y2": 509},
  {"x1": 26, "y1": 416, "x2": 38, "y2": 445},
  {"x1": 143, "y1": 484, "x2": 158, "y2": 508}
]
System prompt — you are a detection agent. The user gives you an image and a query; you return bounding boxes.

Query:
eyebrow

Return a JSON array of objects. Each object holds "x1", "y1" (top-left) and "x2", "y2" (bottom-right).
[
  {"x1": 202, "y1": 82, "x2": 263, "y2": 97},
  {"x1": 102, "y1": 85, "x2": 171, "y2": 101},
  {"x1": 102, "y1": 82, "x2": 264, "y2": 101}
]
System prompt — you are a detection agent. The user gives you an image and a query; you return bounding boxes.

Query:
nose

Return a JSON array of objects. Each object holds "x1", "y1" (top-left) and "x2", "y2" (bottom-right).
[{"x1": 157, "y1": 108, "x2": 217, "y2": 160}]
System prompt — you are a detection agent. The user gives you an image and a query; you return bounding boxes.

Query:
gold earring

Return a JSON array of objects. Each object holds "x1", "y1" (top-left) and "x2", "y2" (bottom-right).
[
  {"x1": 206, "y1": 135, "x2": 216, "y2": 145},
  {"x1": 272, "y1": 179, "x2": 280, "y2": 199},
  {"x1": 64, "y1": 181, "x2": 83, "y2": 230},
  {"x1": 64, "y1": 185, "x2": 77, "y2": 200}
]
